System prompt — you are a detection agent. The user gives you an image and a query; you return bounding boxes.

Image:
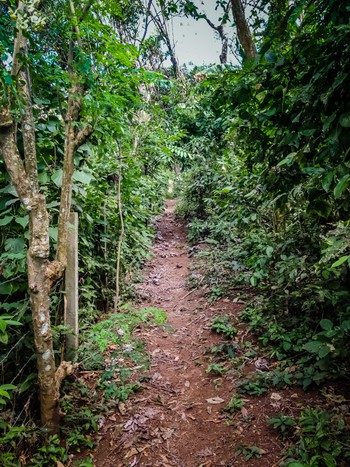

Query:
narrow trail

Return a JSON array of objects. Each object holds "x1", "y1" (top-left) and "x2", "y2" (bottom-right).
[{"x1": 91, "y1": 200, "x2": 312, "y2": 466}]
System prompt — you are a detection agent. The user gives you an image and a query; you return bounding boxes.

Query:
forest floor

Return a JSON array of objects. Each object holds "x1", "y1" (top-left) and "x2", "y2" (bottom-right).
[{"x1": 80, "y1": 200, "x2": 322, "y2": 467}]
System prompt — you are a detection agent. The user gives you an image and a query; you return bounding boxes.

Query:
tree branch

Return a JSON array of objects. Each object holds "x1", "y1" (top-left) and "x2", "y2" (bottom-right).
[{"x1": 75, "y1": 124, "x2": 94, "y2": 148}]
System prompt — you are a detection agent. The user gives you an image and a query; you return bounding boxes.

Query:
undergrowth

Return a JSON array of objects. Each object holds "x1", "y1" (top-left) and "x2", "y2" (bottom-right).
[
  {"x1": 0, "y1": 305, "x2": 167, "y2": 466},
  {"x1": 269, "y1": 407, "x2": 350, "y2": 466}
]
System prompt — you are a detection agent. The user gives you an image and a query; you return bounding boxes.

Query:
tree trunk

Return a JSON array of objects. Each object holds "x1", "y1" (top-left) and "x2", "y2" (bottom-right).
[
  {"x1": 147, "y1": 1, "x2": 180, "y2": 78},
  {"x1": 0, "y1": 1, "x2": 83, "y2": 432},
  {"x1": 0, "y1": 3, "x2": 60, "y2": 430},
  {"x1": 204, "y1": 19, "x2": 229, "y2": 64},
  {"x1": 114, "y1": 173, "x2": 124, "y2": 311},
  {"x1": 28, "y1": 198, "x2": 60, "y2": 430},
  {"x1": 231, "y1": 0, "x2": 258, "y2": 59},
  {"x1": 0, "y1": 118, "x2": 62, "y2": 433}
]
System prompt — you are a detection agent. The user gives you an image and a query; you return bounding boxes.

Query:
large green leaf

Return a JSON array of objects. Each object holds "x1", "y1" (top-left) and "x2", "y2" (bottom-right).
[
  {"x1": 304, "y1": 341, "x2": 322, "y2": 353},
  {"x1": 0, "y1": 216, "x2": 14, "y2": 226},
  {"x1": 333, "y1": 175, "x2": 350, "y2": 199},
  {"x1": 5, "y1": 238, "x2": 26, "y2": 254},
  {"x1": 15, "y1": 216, "x2": 29, "y2": 229},
  {"x1": 73, "y1": 170, "x2": 95, "y2": 185},
  {"x1": 322, "y1": 171, "x2": 334, "y2": 192},
  {"x1": 0, "y1": 283, "x2": 12, "y2": 295},
  {"x1": 331, "y1": 255, "x2": 350, "y2": 268},
  {"x1": 51, "y1": 169, "x2": 63, "y2": 187},
  {"x1": 319, "y1": 319, "x2": 333, "y2": 331}
]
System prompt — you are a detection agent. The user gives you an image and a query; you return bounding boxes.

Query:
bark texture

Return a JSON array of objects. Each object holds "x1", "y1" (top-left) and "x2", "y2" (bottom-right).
[{"x1": 231, "y1": 0, "x2": 258, "y2": 59}]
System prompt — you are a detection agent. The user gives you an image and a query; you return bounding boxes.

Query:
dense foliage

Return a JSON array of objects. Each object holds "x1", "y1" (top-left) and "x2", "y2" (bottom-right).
[
  {"x1": 1, "y1": 0, "x2": 349, "y2": 463},
  {"x1": 176, "y1": 0, "x2": 350, "y2": 388}
]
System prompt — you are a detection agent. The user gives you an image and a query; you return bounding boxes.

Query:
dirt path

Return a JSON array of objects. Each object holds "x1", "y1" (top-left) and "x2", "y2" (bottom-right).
[{"x1": 90, "y1": 200, "x2": 311, "y2": 466}]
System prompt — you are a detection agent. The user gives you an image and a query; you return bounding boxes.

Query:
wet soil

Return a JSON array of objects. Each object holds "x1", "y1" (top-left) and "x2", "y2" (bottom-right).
[{"x1": 88, "y1": 200, "x2": 320, "y2": 467}]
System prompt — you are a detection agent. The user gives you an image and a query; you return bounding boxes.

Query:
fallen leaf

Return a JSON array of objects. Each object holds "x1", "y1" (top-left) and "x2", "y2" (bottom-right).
[
  {"x1": 161, "y1": 427, "x2": 175, "y2": 440},
  {"x1": 118, "y1": 402, "x2": 127, "y2": 415},
  {"x1": 56, "y1": 462, "x2": 65, "y2": 467},
  {"x1": 198, "y1": 448, "x2": 214, "y2": 457},
  {"x1": 270, "y1": 392, "x2": 282, "y2": 401},
  {"x1": 255, "y1": 358, "x2": 270, "y2": 371},
  {"x1": 125, "y1": 448, "x2": 140, "y2": 458},
  {"x1": 241, "y1": 407, "x2": 248, "y2": 417},
  {"x1": 206, "y1": 397, "x2": 225, "y2": 404}
]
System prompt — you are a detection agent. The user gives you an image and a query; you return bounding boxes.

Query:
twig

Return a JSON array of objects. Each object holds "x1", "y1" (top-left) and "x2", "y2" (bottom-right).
[{"x1": 179, "y1": 276, "x2": 205, "y2": 301}]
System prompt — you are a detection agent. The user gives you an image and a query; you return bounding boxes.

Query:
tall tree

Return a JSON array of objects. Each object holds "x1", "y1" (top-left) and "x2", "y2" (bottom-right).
[
  {"x1": 0, "y1": 0, "x2": 95, "y2": 431},
  {"x1": 231, "y1": 0, "x2": 258, "y2": 59},
  {"x1": 146, "y1": 0, "x2": 180, "y2": 77}
]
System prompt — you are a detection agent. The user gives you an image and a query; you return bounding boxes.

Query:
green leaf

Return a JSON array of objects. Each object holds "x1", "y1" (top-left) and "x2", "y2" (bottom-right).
[
  {"x1": 73, "y1": 170, "x2": 94, "y2": 185},
  {"x1": 0, "y1": 283, "x2": 12, "y2": 295},
  {"x1": 0, "y1": 390, "x2": 10, "y2": 399},
  {"x1": 322, "y1": 171, "x2": 334, "y2": 192},
  {"x1": 333, "y1": 175, "x2": 350, "y2": 199},
  {"x1": 0, "y1": 384, "x2": 17, "y2": 391},
  {"x1": 301, "y1": 167, "x2": 324, "y2": 175},
  {"x1": 219, "y1": 186, "x2": 233, "y2": 194},
  {"x1": 320, "y1": 319, "x2": 333, "y2": 331},
  {"x1": 0, "y1": 216, "x2": 14, "y2": 226},
  {"x1": 5, "y1": 237, "x2": 25, "y2": 254},
  {"x1": 331, "y1": 255, "x2": 350, "y2": 268},
  {"x1": 277, "y1": 152, "x2": 297, "y2": 167},
  {"x1": 304, "y1": 341, "x2": 322, "y2": 353},
  {"x1": 51, "y1": 169, "x2": 63, "y2": 187},
  {"x1": 49, "y1": 227, "x2": 58, "y2": 242},
  {"x1": 266, "y1": 246, "x2": 273, "y2": 256},
  {"x1": 322, "y1": 113, "x2": 336, "y2": 131},
  {"x1": 4, "y1": 73, "x2": 12, "y2": 85},
  {"x1": 307, "y1": 198, "x2": 332, "y2": 218},
  {"x1": 340, "y1": 319, "x2": 350, "y2": 330},
  {"x1": 0, "y1": 319, "x2": 7, "y2": 332},
  {"x1": 339, "y1": 113, "x2": 350, "y2": 127},
  {"x1": 4, "y1": 319, "x2": 22, "y2": 326},
  {"x1": 0, "y1": 333, "x2": 9, "y2": 344},
  {"x1": 299, "y1": 129, "x2": 316, "y2": 136},
  {"x1": 15, "y1": 216, "x2": 29, "y2": 228},
  {"x1": 319, "y1": 346, "x2": 331, "y2": 358},
  {"x1": 77, "y1": 143, "x2": 93, "y2": 155},
  {"x1": 250, "y1": 276, "x2": 258, "y2": 286}
]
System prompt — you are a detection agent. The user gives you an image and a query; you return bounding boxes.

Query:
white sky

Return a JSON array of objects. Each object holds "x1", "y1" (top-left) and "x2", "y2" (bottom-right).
[{"x1": 169, "y1": 0, "x2": 225, "y2": 66}]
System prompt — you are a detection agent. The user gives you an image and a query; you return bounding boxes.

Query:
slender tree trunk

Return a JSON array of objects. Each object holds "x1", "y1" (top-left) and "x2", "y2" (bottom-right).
[
  {"x1": 231, "y1": 0, "x2": 258, "y2": 59},
  {"x1": 0, "y1": 0, "x2": 89, "y2": 431},
  {"x1": 115, "y1": 173, "x2": 124, "y2": 311},
  {"x1": 204, "y1": 19, "x2": 228, "y2": 64},
  {"x1": 147, "y1": 1, "x2": 180, "y2": 78}
]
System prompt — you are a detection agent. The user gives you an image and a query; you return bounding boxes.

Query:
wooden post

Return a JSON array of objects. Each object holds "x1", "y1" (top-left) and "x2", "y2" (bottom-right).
[{"x1": 65, "y1": 212, "x2": 79, "y2": 358}]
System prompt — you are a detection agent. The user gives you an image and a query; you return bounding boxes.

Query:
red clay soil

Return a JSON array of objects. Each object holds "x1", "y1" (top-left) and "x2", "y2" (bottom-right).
[{"x1": 86, "y1": 200, "x2": 321, "y2": 467}]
